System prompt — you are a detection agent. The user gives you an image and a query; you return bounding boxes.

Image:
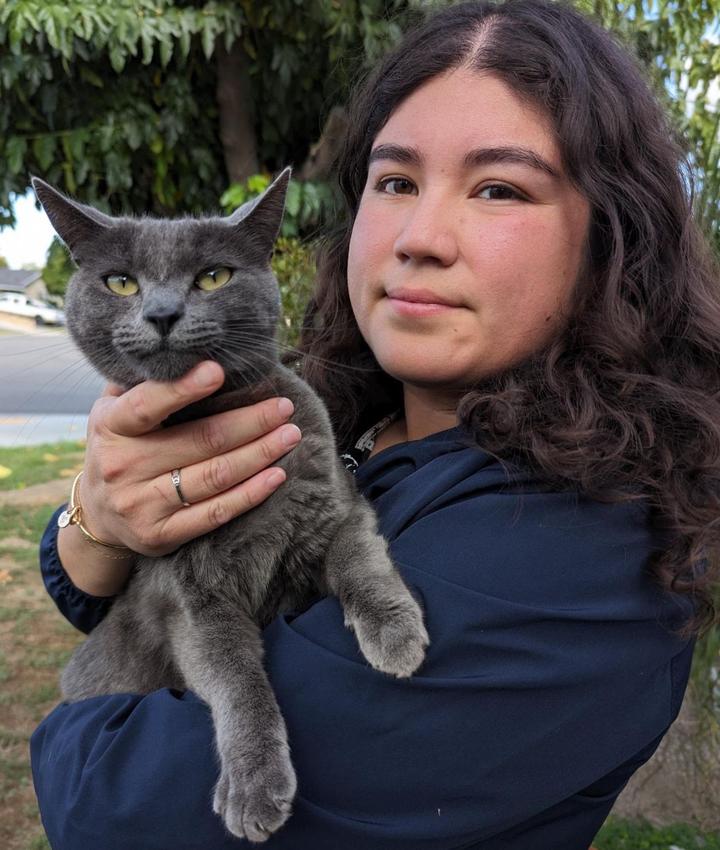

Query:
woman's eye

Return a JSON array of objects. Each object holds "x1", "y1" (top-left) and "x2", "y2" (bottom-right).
[
  {"x1": 375, "y1": 177, "x2": 416, "y2": 195},
  {"x1": 373, "y1": 178, "x2": 523, "y2": 200},
  {"x1": 477, "y1": 184, "x2": 523, "y2": 201},
  {"x1": 105, "y1": 274, "x2": 139, "y2": 296},
  {"x1": 195, "y1": 267, "x2": 233, "y2": 291}
]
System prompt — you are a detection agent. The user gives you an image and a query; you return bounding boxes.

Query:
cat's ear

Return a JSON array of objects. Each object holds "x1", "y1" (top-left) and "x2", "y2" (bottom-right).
[
  {"x1": 31, "y1": 177, "x2": 114, "y2": 261},
  {"x1": 226, "y1": 167, "x2": 291, "y2": 260}
]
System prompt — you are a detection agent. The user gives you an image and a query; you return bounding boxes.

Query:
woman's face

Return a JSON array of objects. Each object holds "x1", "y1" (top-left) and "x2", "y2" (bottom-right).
[{"x1": 347, "y1": 69, "x2": 591, "y2": 393}]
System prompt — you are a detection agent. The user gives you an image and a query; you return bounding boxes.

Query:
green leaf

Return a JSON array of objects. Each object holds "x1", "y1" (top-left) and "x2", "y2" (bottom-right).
[
  {"x1": 202, "y1": 18, "x2": 216, "y2": 60},
  {"x1": 64, "y1": 130, "x2": 86, "y2": 163},
  {"x1": 247, "y1": 173, "x2": 270, "y2": 194},
  {"x1": 63, "y1": 161, "x2": 77, "y2": 194},
  {"x1": 40, "y1": 8, "x2": 59, "y2": 51},
  {"x1": 79, "y1": 9, "x2": 95, "y2": 41},
  {"x1": 178, "y1": 20, "x2": 191, "y2": 60},
  {"x1": 79, "y1": 67, "x2": 104, "y2": 88},
  {"x1": 159, "y1": 37, "x2": 173, "y2": 67},
  {"x1": 6, "y1": 136, "x2": 27, "y2": 175},
  {"x1": 109, "y1": 44, "x2": 126, "y2": 73},
  {"x1": 220, "y1": 183, "x2": 248, "y2": 212},
  {"x1": 141, "y1": 28, "x2": 154, "y2": 64},
  {"x1": 32, "y1": 135, "x2": 56, "y2": 172},
  {"x1": 285, "y1": 181, "x2": 301, "y2": 218},
  {"x1": 125, "y1": 122, "x2": 143, "y2": 151},
  {"x1": 23, "y1": 6, "x2": 41, "y2": 33}
]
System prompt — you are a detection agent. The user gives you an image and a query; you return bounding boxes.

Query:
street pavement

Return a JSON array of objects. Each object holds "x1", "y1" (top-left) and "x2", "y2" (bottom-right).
[{"x1": 0, "y1": 328, "x2": 103, "y2": 446}]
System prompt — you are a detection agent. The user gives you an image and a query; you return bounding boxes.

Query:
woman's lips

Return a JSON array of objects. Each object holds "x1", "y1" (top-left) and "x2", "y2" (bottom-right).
[
  {"x1": 387, "y1": 298, "x2": 454, "y2": 316},
  {"x1": 385, "y1": 287, "x2": 460, "y2": 316}
]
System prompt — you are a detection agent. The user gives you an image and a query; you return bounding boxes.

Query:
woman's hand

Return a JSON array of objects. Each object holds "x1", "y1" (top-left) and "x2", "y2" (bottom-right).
[{"x1": 75, "y1": 360, "x2": 301, "y2": 558}]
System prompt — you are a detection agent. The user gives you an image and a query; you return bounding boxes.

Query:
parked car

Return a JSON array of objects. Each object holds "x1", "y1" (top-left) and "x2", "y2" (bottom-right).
[{"x1": 0, "y1": 292, "x2": 66, "y2": 326}]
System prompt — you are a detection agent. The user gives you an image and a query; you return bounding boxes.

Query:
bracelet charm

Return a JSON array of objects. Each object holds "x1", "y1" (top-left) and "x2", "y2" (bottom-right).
[{"x1": 57, "y1": 506, "x2": 79, "y2": 528}]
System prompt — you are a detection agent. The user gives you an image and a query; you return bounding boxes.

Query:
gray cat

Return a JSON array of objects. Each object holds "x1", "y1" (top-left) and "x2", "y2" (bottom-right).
[{"x1": 32, "y1": 171, "x2": 429, "y2": 843}]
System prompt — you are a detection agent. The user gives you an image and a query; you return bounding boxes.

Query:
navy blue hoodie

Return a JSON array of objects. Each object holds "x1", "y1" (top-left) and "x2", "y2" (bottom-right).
[{"x1": 31, "y1": 427, "x2": 693, "y2": 849}]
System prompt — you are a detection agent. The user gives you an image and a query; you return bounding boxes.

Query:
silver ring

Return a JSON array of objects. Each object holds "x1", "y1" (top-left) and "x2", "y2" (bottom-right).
[{"x1": 170, "y1": 468, "x2": 191, "y2": 507}]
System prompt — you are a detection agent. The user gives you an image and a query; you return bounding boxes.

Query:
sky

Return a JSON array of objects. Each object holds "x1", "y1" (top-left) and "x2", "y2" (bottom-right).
[{"x1": 0, "y1": 191, "x2": 56, "y2": 269}]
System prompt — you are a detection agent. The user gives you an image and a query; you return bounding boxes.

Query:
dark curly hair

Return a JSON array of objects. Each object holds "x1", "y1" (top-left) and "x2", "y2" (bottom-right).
[{"x1": 295, "y1": 0, "x2": 720, "y2": 636}]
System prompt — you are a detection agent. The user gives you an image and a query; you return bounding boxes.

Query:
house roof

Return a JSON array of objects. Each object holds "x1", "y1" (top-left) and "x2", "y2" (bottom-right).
[{"x1": 0, "y1": 269, "x2": 43, "y2": 292}]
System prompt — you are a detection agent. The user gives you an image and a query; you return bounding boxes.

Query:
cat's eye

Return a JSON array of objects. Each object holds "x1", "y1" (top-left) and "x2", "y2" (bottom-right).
[
  {"x1": 105, "y1": 274, "x2": 139, "y2": 296},
  {"x1": 195, "y1": 267, "x2": 233, "y2": 291}
]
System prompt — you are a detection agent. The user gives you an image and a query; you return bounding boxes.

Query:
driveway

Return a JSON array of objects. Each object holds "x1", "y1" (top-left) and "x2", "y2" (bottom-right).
[{"x1": 0, "y1": 329, "x2": 103, "y2": 446}]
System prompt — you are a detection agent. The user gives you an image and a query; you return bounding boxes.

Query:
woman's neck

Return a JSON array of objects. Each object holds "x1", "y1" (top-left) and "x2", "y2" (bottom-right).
[{"x1": 370, "y1": 385, "x2": 459, "y2": 456}]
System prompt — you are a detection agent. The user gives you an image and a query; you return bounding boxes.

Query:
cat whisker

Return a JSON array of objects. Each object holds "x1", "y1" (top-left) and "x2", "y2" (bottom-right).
[
  {"x1": 204, "y1": 342, "x2": 277, "y2": 387},
  {"x1": 0, "y1": 341, "x2": 80, "y2": 367},
  {"x1": 9, "y1": 355, "x2": 99, "y2": 415},
  {"x1": 218, "y1": 334, "x2": 379, "y2": 378}
]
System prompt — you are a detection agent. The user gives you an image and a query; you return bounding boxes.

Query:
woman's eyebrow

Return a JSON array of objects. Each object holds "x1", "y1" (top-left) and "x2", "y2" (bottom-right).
[{"x1": 368, "y1": 143, "x2": 560, "y2": 179}]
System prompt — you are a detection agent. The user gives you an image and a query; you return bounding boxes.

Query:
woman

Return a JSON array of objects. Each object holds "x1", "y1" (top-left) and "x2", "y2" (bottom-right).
[{"x1": 32, "y1": 1, "x2": 719, "y2": 848}]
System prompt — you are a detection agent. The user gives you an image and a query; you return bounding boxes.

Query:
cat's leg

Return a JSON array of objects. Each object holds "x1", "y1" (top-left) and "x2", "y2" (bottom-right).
[
  {"x1": 323, "y1": 500, "x2": 429, "y2": 678},
  {"x1": 61, "y1": 597, "x2": 183, "y2": 699},
  {"x1": 171, "y1": 599, "x2": 295, "y2": 844}
]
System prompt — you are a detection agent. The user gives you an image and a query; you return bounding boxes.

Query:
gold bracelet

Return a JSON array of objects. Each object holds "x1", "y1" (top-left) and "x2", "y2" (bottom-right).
[{"x1": 57, "y1": 471, "x2": 134, "y2": 559}]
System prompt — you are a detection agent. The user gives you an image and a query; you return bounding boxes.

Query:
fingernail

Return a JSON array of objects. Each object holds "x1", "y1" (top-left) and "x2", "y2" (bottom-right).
[
  {"x1": 267, "y1": 469, "x2": 286, "y2": 488},
  {"x1": 277, "y1": 398, "x2": 294, "y2": 417},
  {"x1": 194, "y1": 362, "x2": 220, "y2": 387},
  {"x1": 280, "y1": 424, "x2": 302, "y2": 447}
]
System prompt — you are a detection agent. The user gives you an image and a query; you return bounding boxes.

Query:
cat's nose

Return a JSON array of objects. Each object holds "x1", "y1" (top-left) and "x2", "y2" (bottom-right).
[{"x1": 144, "y1": 305, "x2": 185, "y2": 337}]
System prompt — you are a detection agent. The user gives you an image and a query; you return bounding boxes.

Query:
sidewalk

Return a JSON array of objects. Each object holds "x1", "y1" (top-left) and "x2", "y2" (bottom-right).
[{"x1": 0, "y1": 414, "x2": 88, "y2": 447}]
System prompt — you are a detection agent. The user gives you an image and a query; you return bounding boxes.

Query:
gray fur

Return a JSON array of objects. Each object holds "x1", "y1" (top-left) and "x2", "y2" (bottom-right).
[{"x1": 33, "y1": 172, "x2": 429, "y2": 843}]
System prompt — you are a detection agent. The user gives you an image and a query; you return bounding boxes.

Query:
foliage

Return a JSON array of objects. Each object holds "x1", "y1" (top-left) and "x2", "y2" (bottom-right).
[
  {"x1": 1, "y1": 1, "x2": 716, "y2": 247},
  {"x1": 0, "y1": 256, "x2": 7, "y2": 268},
  {"x1": 0, "y1": 1, "x2": 242, "y2": 221},
  {"x1": 41, "y1": 236, "x2": 73, "y2": 297},
  {"x1": 221, "y1": 173, "x2": 339, "y2": 240},
  {"x1": 595, "y1": 816, "x2": 720, "y2": 849},
  {"x1": 0, "y1": 0, "x2": 409, "y2": 224},
  {"x1": 578, "y1": 0, "x2": 720, "y2": 251},
  {"x1": 271, "y1": 236, "x2": 317, "y2": 350}
]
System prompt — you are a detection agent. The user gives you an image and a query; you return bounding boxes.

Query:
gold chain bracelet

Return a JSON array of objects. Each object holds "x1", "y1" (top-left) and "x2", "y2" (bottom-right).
[{"x1": 57, "y1": 471, "x2": 134, "y2": 559}]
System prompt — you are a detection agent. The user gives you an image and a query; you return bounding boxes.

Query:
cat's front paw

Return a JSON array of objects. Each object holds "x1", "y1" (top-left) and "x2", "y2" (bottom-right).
[
  {"x1": 213, "y1": 743, "x2": 297, "y2": 843},
  {"x1": 346, "y1": 591, "x2": 429, "y2": 678}
]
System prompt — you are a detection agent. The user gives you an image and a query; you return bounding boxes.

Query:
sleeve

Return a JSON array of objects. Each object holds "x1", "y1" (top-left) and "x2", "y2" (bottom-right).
[
  {"x1": 31, "y1": 487, "x2": 693, "y2": 850},
  {"x1": 40, "y1": 505, "x2": 116, "y2": 634}
]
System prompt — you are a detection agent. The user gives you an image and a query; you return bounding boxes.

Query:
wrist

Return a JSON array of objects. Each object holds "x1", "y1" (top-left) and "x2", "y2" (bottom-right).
[
  {"x1": 57, "y1": 523, "x2": 134, "y2": 597},
  {"x1": 59, "y1": 471, "x2": 133, "y2": 556}
]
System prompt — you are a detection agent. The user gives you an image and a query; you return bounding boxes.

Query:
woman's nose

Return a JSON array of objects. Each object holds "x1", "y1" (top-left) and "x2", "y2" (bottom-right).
[{"x1": 393, "y1": 193, "x2": 459, "y2": 266}]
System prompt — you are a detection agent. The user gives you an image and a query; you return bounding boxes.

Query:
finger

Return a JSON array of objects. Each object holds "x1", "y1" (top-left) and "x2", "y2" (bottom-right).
[
  {"x1": 151, "y1": 421, "x2": 302, "y2": 510},
  {"x1": 103, "y1": 361, "x2": 225, "y2": 438},
  {"x1": 140, "y1": 396, "x2": 296, "y2": 478},
  {"x1": 101, "y1": 382, "x2": 124, "y2": 398},
  {"x1": 153, "y1": 467, "x2": 288, "y2": 552}
]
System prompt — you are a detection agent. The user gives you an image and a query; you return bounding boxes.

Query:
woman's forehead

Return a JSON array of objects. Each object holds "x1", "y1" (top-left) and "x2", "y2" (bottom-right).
[{"x1": 373, "y1": 69, "x2": 561, "y2": 172}]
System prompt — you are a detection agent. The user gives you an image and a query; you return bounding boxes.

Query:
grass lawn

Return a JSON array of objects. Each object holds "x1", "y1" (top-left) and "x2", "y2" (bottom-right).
[
  {"x1": 596, "y1": 817, "x2": 720, "y2": 848},
  {"x1": 0, "y1": 441, "x2": 85, "y2": 491},
  {"x1": 0, "y1": 502, "x2": 82, "y2": 850}
]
